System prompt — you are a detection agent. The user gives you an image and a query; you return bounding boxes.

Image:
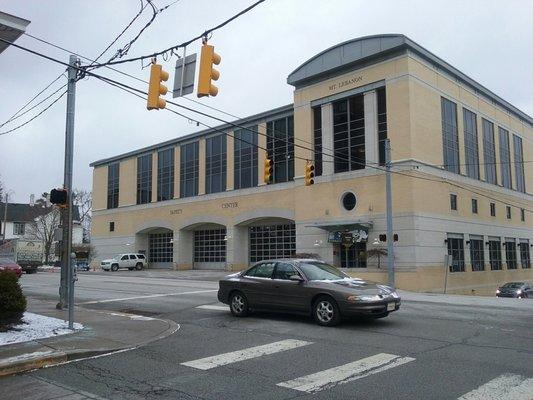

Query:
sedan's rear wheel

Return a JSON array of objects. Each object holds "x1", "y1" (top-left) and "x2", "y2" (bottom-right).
[
  {"x1": 230, "y1": 291, "x2": 249, "y2": 317},
  {"x1": 313, "y1": 296, "x2": 341, "y2": 327}
]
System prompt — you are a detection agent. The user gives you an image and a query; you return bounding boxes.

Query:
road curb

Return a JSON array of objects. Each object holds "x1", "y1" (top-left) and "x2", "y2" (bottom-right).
[{"x1": 0, "y1": 316, "x2": 180, "y2": 377}]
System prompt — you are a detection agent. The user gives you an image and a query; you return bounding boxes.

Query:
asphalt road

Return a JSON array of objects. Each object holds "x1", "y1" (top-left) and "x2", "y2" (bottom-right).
[{"x1": 4, "y1": 271, "x2": 533, "y2": 400}]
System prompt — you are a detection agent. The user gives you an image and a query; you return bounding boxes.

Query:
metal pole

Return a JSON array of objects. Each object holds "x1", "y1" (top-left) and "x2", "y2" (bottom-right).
[
  {"x1": 2, "y1": 193, "x2": 8, "y2": 240},
  {"x1": 385, "y1": 139, "x2": 395, "y2": 288},
  {"x1": 59, "y1": 55, "x2": 77, "y2": 313},
  {"x1": 68, "y1": 254, "x2": 75, "y2": 329}
]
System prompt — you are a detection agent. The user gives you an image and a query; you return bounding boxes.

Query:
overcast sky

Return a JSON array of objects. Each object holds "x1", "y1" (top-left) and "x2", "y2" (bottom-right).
[{"x1": 0, "y1": 0, "x2": 531, "y2": 203}]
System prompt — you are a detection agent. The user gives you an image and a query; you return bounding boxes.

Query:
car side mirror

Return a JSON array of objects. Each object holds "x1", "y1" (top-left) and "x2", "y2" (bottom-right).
[{"x1": 289, "y1": 274, "x2": 304, "y2": 282}]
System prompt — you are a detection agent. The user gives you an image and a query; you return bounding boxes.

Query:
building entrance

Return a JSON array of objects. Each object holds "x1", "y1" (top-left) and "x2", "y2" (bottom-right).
[{"x1": 339, "y1": 241, "x2": 367, "y2": 268}]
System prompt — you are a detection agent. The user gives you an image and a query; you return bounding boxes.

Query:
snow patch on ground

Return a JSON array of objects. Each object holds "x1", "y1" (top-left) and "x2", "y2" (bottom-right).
[{"x1": 0, "y1": 312, "x2": 83, "y2": 347}]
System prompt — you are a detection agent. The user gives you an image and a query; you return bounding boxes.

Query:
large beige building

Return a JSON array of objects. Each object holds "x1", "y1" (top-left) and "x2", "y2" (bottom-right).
[{"x1": 91, "y1": 35, "x2": 532, "y2": 294}]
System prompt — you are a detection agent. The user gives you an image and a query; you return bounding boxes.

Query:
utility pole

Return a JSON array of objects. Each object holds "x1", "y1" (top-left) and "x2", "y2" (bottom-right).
[
  {"x1": 58, "y1": 55, "x2": 78, "y2": 317},
  {"x1": 385, "y1": 139, "x2": 395, "y2": 288},
  {"x1": 2, "y1": 193, "x2": 7, "y2": 240}
]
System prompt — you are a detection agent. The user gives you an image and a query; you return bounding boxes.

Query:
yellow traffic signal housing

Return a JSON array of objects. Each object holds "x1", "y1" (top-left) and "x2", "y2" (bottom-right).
[
  {"x1": 264, "y1": 157, "x2": 273, "y2": 184},
  {"x1": 305, "y1": 162, "x2": 315, "y2": 186},
  {"x1": 147, "y1": 63, "x2": 169, "y2": 110},
  {"x1": 197, "y1": 43, "x2": 221, "y2": 97}
]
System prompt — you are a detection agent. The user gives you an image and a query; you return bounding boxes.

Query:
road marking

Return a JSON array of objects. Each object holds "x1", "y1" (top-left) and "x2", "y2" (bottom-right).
[
  {"x1": 457, "y1": 374, "x2": 533, "y2": 399},
  {"x1": 277, "y1": 353, "x2": 415, "y2": 393},
  {"x1": 196, "y1": 305, "x2": 228, "y2": 311},
  {"x1": 181, "y1": 339, "x2": 312, "y2": 370},
  {"x1": 78, "y1": 289, "x2": 218, "y2": 304}
]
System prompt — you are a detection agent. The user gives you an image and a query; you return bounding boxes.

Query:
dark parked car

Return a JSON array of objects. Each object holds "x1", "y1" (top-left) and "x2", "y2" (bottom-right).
[
  {"x1": 0, "y1": 257, "x2": 23, "y2": 279},
  {"x1": 496, "y1": 282, "x2": 532, "y2": 298},
  {"x1": 76, "y1": 261, "x2": 90, "y2": 271},
  {"x1": 218, "y1": 259, "x2": 400, "y2": 326}
]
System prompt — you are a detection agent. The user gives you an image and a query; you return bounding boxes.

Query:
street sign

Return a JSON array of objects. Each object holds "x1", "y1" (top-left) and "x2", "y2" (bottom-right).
[{"x1": 173, "y1": 53, "x2": 197, "y2": 97}]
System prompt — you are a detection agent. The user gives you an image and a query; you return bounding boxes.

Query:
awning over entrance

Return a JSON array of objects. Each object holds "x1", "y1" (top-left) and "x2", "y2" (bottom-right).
[{"x1": 307, "y1": 221, "x2": 373, "y2": 232}]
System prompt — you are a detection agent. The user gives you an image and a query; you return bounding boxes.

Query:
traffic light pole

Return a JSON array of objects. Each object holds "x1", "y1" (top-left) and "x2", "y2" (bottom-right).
[
  {"x1": 58, "y1": 55, "x2": 78, "y2": 318},
  {"x1": 385, "y1": 139, "x2": 395, "y2": 288}
]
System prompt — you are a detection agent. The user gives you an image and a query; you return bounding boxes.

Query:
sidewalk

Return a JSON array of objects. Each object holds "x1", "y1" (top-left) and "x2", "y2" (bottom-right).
[
  {"x1": 399, "y1": 290, "x2": 533, "y2": 310},
  {"x1": 0, "y1": 298, "x2": 179, "y2": 377}
]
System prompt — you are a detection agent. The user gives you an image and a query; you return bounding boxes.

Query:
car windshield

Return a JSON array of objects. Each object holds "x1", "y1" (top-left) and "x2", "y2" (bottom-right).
[
  {"x1": 502, "y1": 282, "x2": 524, "y2": 288},
  {"x1": 298, "y1": 261, "x2": 349, "y2": 281}
]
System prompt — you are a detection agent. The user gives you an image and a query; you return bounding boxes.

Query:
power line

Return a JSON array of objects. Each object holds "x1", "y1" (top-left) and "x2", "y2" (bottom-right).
[
  {"x1": 2, "y1": 37, "x2": 531, "y2": 214},
  {"x1": 84, "y1": 0, "x2": 266, "y2": 70},
  {"x1": 0, "y1": 90, "x2": 67, "y2": 136}
]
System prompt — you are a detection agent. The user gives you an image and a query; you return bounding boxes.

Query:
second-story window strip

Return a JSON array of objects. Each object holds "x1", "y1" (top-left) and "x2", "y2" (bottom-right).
[
  {"x1": 266, "y1": 115, "x2": 294, "y2": 184},
  {"x1": 157, "y1": 148, "x2": 174, "y2": 201},
  {"x1": 107, "y1": 163, "x2": 119, "y2": 209},
  {"x1": 333, "y1": 94, "x2": 365, "y2": 173},
  {"x1": 499, "y1": 127, "x2": 512, "y2": 189},
  {"x1": 312, "y1": 107, "x2": 322, "y2": 176},
  {"x1": 205, "y1": 134, "x2": 227, "y2": 194},
  {"x1": 234, "y1": 126, "x2": 258, "y2": 189},
  {"x1": 463, "y1": 108, "x2": 479, "y2": 179},
  {"x1": 136, "y1": 154, "x2": 152, "y2": 205},
  {"x1": 180, "y1": 142, "x2": 199, "y2": 198},
  {"x1": 513, "y1": 134, "x2": 526, "y2": 193},
  {"x1": 377, "y1": 87, "x2": 388, "y2": 166},
  {"x1": 441, "y1": 97, "x2": 459, "y2": 174},
  {"x1": 482, "y1": 119, "x2": 497, "y2": 185}
]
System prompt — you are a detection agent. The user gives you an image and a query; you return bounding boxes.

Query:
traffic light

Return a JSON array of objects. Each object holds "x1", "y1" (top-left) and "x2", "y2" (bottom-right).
[
  {"x1": 147, "y1": 63, "x2": 169, "y2": 110},
  {"x1": 379, "y1": 234, "x2": 399, "y2": 242},
  {"x1": 50, "y1": 188, "x2": 68, "y2": 207},
  {"x1": 197, "y1": 42, "x2": 221, "y2": 97},
  {"x1": 264, "y1": 157, "x2": 273, "y2": 184},
  {"x1": 305, "y1": 162, "x2": 315, "y2": 186}
]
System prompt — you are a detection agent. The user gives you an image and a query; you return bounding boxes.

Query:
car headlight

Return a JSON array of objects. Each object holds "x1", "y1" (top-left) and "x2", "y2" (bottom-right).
[
  {"x1": 347, "y1": 294, "x2": 382, "y2": 302},
  {"x1": 496, "y1": 289, "x2": 500, "y2": 294},
  {"x1": 516, "y1": 289, "x2": 522, "y2": 295}
]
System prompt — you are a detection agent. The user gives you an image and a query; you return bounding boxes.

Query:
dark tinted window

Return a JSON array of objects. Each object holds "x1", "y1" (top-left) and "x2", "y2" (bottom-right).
[
  {"x1": 273, "y1": 263, "x2": 297, "y2": 280},
  {"x1": 137, "y1": 154, "x2": 152, "y2": 204},
  {"x1": 137, "y1": 254, "x2": 146, "y2": 259},
  {"x1": 502, "y1": 282, "x2": 524, "y2": 288},
  {"x1": 129, "y1": 255, "x2": 136, "y2": 260},
  {"x1": 441, "y1": 98, "x2": 459, "y2": 173},
  {"x1": 450, "y1": 194, "x2": 457, "y2": 211},
  {"x1": 234, "y1": 127, "x2": 258, "y2": 189},
  {"x1": 499, "y1": 127, "x2": 512, "y2": 189},
  {"x1": 107, "y1": 163, "x2": 119, "y2": 209},
  {"x1": 377, "y1": 87, "x2": 388, "y2": 166},
  {"x1": 463, "y1": 108, "x2": 479, "y2": 179},
  {"x1": 313, "y1": 107, "x2": 322, "y2": 176},
  {"x1": 333, "y1": 94, "x2": 365, "y2": 173},
  {"x1": 157, "y1": 148, "x2": 174, "y2": 201},
  {"x1": 180, "y1": 142, "x2": 199, "y2": 198},
  {"x1": 342, "y1": 192, "x2": 357, "y2": 211},
  {"x1": 482, "y1": 119, "x2": 497, "y2": 184},
  {"x1": 121, "y1": 255, "x2": 128, "y2": 260},
  {"x1": 513, "y1": 134, "x2": 525, "y2": 193},
  {"x1": 266, "y1": 116, "x2": 294, "y2": 184},
  {"x1": 244, "y1": 262, "x2": 275, "y2": 278},
  {"x1": 205, "y1": 135, "x2": 227, "y2": 194}
]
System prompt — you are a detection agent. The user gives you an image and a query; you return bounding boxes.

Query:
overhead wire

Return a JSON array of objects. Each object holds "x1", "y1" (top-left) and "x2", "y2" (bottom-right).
[{"x1": 2, "y1": 37, "x2": 531, "y2": 214}]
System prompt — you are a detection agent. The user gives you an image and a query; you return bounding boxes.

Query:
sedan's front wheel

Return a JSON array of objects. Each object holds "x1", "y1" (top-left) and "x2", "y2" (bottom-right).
[
  {"x1": 313, "y1": 296, "x2": 341, "y2": 327},
  {"x1": 230, "y1": 291, "x2": 249, "y2": 317}
]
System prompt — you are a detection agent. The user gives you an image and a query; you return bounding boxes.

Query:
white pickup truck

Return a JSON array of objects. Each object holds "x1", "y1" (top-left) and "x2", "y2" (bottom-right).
[{"x1": 101, "y1": 253, "x2": 147, "y2": 271}]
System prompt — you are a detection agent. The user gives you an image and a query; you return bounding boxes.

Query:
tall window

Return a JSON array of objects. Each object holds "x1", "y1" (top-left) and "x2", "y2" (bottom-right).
[
  {"x1": 469, "y1": 236, "x2": 484, "y2": 271},
  {"x1": 313, "y1": 107, "x2": 322, "y2": 177},
  {"x1": 107, "y1": 163, "x2": 119, "y2": 209},
  {"x1": 482, "y1": 119, "x2": 497, "y2": 184},
  {"x1": 450, "y1": 194, "x2": 457, "y2": 211},
  {"x1": 441, "y1": 98, "x2": 459, "y2": 173},
  {"x1": 471, "y1": 198, "x2": 478, "y2": 214},
  {"x1": 333, "y1": 94, "x2": 365, "y2": 173},
  {"x1": 499, "y1": 127, "x2": 512, "y2": 189},
  {"x1": 180, "y1": 142, "x2": 199, "y2": 198},
  {"x1": 266, "y1": 116, "x2": 294, "y2": 184},
  {"x1": 513, "y1": 134, "x2": 525, "y2": 193},
  {"x1": 447, "y1": 234, "x2": 464, "y2": 272},
  {"x1": 205, "y1": 135, "x2": 227, "y2": 194},
  {"x1": 377, "y1": 87, "x2": 388, "y2": 166},
  {"x1": 505, "y1": 239, "x2": 517, "y2": 269},
  {"x1": 157, "y1": 148, "x2": 174, "y2": 201},
  {"x1": 136, "y1": 154, "x2": 152, "y2": 204},
  {"x1": 234, "y1": 127, "x2": 258, "y2": 189},
  {"x1": 463, "y1": 109, "x2": 479, "y2": 179},
  {"x1": 520, "y1": 239, "x2": 531, "y2": 268},
  {"x1": 490, "y1": 202, "x2": 496, "y2": 217},
  {"x1": 488, "y1": 237, "x2": 502, "y2": 270},
  {"x1": 506, "y1": 206, "x2": 512, "y2": 219}
]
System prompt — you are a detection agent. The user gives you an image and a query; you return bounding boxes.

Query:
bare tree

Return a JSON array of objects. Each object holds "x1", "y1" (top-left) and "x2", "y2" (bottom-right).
[
  {"x1": 25, "y1": 200, "x2": 59, "y2": 264},
  {"x1": 72, "y1": 189, "x2": 92, "y2": 243}
]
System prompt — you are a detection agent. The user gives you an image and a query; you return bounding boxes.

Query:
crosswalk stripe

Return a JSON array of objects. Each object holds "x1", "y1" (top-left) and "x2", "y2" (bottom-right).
[
  {"x1": 457, "y1": 374, "x2": 533, "y2": 400},
  {"x1": 277, "y1": 353, "x2": 415, "y2": 393},
  {"x1": 196, "y1": 305, "x2": 228, "y2": 311},
  {"x1": 181, "y1": 339, "x2": 312, "y2": 370}
]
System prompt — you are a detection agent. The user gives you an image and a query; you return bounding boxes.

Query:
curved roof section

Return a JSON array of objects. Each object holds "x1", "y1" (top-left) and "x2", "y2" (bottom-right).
[{"x1": 287, "y1": 34, "x2": 531, "y2": 125}]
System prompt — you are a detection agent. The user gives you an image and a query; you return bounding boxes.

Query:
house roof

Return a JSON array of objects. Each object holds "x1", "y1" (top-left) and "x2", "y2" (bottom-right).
[
  {"x1": 0, "y1": 202, "x2": 80, "y2": 222},
  {"x1": 287, "y1": 34, "x2": 532, "y2": 126}
]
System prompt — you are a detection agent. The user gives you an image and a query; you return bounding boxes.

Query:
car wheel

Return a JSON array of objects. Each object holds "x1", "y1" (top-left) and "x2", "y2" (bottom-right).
[
  {"x1": 128, "y1": 267, "x2": 134, "y2": 271},
  {"x1": 111, "y1": 264, "x2": 119, "y2": 272},
  {"x1": 313, "y1": 296, "x2": 341, "y2": 327},
  {"x1": 135, "y1": 263, "x2": 143, "y2": 271},
  {"x1": 230, "y1": 291, "x2": 249, "y2": 317}
]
